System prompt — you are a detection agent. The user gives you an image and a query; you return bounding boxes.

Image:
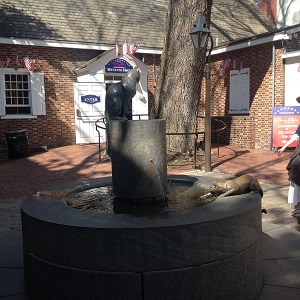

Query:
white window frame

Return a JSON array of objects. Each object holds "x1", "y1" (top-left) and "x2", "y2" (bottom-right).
[
  {"x1": 229, "y1": 68, "x2": 250, "y2": 114},
  {"x1": 0, "y1": 68, "x2": 45, "y2": 119}
]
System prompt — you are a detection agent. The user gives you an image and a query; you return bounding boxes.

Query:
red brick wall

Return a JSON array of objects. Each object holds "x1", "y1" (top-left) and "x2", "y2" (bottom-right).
[
  {"x1": 0, "y1": 42, "x2": 287, "y2": 151},
  {"x1": 0, "y1": 47, "x2": 161, "y2": 151},
  {"x1": 0, "y1": 45, "x2": 101, "y2": 149},
  {"x1": 199, "y1": 42, "x2": 285, "y2": 149}
]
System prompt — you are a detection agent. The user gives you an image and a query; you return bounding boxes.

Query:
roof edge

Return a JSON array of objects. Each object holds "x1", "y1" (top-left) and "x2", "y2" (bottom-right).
[
  {"x1": 0, "y1": 25, "x2": 297, "y2": 57},
  {"x1": 211, "y1": 31, "x2": 291, "y2": 56},
  {"x1": 0, "y1": 37, "x2": 163, "y2": 54}
]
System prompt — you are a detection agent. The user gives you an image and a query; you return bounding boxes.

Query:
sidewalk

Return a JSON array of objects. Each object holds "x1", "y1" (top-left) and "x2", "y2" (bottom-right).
[{"x1": 1, "y1": 144, "x2": 300, "y2": 299}]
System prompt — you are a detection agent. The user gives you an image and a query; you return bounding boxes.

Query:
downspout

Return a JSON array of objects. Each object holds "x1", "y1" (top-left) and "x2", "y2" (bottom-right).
[
  {"x1": 272, "y1": 42, "x2": 275, "y2": 107},
  {"x1": 271, "y1": 42, "x2": 276, "y2": 150}
]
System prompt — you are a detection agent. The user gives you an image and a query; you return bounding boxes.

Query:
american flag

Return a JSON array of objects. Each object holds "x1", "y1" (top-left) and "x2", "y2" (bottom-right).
[
  {"x1": 115, "y1": 40, "x2": 120, "y2": 56},
  {"x1": 0, "y1": 60, "x2": 5, "y2": 68},
  {"x1": 223, "y1": 58, "x2": 231, "y2": 69},
  {"x1": 129, "y1": 41, "x2": 138, "y2": 55},
  {"x1": 233, "y1": 58, "x2": 237, "y2": 70},
  {"x1": 24, "y1": 55, "x2": 36, "y2": 71},
  {"x1": 0, "y1": 57, "x2": 10, "y2": 68},
  {"x1": 122, "y1": 39, "x2": 129, "y2": 55},
  {"x1": 219, "y1": 58, "x2": 231, "y2": 76},
  {"x1": 16, "y1": 55, "x2": 19, "y2": 68}
]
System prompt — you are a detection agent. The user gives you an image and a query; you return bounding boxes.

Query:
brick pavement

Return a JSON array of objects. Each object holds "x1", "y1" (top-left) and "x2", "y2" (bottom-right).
[
  {"x1": 0, "y1": 143, "x2": 293, "y2": 199},
  {"x1": 1, "y1": 143, "x2": 300, "y2": 300}
]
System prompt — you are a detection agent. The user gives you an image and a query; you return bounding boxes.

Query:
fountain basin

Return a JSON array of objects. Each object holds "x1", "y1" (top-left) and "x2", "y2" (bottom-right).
[{"x1": 21, "y1": 175, "x2": 263, "y2": 300}]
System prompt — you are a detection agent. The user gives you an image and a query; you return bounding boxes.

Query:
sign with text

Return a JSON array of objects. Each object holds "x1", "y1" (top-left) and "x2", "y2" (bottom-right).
[
  {"x1": 105, "y1": 58, "x2": 133, "y2": 73},
  {"x1": 81, "y1": 95, "x2": 100, "y2": 104},
  {"x1": 272, "y1": 106, "x2": 300, "y2": 148}
]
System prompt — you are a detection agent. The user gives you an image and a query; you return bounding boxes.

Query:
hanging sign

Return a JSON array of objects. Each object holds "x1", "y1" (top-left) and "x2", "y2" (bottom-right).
[
  {"x1": 272, "y1": 106, "x2": 300, "y2": 148},
  {"x1": 81, "y1": 95, "x2": 100, "y2": 104},
  {"x1": 105, "y1": 58, "x2": 133, "y2": 73}
]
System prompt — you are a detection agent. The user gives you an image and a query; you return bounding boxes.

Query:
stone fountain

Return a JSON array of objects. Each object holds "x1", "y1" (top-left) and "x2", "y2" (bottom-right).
[
  {"x1": 22, "y1": 66, "x2": 262, "y2": 300},
  {"x1": 21, "y1": 118, "x2": 263, "y2": 300}
]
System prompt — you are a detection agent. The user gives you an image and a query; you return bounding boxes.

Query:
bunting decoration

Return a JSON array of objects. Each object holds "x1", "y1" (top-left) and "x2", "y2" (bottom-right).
[{"x1": 24, "y1": 55, "x2": 36, "y2": 71}]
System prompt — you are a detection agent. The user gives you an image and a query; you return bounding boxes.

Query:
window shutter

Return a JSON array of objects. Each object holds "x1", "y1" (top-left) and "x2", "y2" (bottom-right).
[
  {"x1": 0, "y1": 70, "x2": 5, "y2": 116},
  {"x1": 31, "y1": 72, "x2": 46, "y2": 115},
  {"x1": 229, "y1": 70, "x2": 240, "y2": 113},
  {"x1": 239, "y1": 69, "x2": 250, "y2": 113},
  {"x1": 229, "y1": 68, "x2": 250, "y2": 114}
]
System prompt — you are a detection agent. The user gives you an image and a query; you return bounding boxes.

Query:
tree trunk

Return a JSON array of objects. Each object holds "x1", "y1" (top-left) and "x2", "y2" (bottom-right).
[{"x1": 151, "y1": 0, "x2": 213, "y2": 153}]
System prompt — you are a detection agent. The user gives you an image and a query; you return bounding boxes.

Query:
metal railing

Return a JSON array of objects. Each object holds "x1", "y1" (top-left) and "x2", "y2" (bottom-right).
[
  {"x1": 95, "y1": 118, "x2": 107, "y2": 163},
  {"x1": 95, "y1": 114, "x2": 149, "y2": 162},
  {"x1": 196, "y1": 116, "x2": 227, "y2": 159},
  {"x1": 95, "y1": 115, "x2": 227, "y2": 168}
]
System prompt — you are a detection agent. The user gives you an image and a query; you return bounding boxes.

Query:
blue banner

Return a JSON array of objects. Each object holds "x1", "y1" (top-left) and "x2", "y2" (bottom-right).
[
  {"x1": 272, "y1": 106, "x2": 300, "y2": 115},
  {"x1": 81, "y1": 95, "x2": 100, "y2": 104},
  {"x1": 105, "y1": 58, "x2": 133, "y2": 73}
]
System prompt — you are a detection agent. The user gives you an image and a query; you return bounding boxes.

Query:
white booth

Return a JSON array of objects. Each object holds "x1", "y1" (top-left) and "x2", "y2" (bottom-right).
[{"x1": 73, "y1": 50, "x2": 149, "y2": 144}]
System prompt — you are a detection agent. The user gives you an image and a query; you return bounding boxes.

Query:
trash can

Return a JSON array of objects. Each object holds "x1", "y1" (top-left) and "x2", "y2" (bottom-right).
[{"x1": 5, "y1": 130, "x2": 30, "y2": 159}]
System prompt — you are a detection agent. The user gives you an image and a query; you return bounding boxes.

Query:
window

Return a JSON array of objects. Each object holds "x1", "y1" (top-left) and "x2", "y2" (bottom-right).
[
  {"x1": 104, "y1": 75, "x2": 124, "y2": 90},
  {"x1": 104, "y1": 75, "x2": 123, "y2": 82},
  {"x1": 0, "y1": 68, "x2": 45, "y2": 118},
  {"x1": 4, "y1": 73, "x2": 30, "y2": 115},
  {"x1": 229, "y1": 68, "x2": 250, "y2": 114}
]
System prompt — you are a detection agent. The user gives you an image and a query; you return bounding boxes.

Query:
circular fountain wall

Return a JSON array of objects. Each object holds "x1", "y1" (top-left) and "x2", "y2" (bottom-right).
[
  {"x1": 21, "y1": 120, "x2": 263, "y2": 300},
  {"x1": 22, "y1": 175, "x2": 263, "y2": 300}
]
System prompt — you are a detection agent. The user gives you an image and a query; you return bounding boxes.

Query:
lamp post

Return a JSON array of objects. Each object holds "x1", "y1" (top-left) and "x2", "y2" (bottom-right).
[{"x1": 190, "y1": 11, "x2": 214, "y2": 172}]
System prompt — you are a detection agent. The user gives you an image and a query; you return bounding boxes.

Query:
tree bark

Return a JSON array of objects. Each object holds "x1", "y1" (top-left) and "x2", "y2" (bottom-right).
[{"x1": 151, "y1": 0, "x2": 213, "y2": 153}]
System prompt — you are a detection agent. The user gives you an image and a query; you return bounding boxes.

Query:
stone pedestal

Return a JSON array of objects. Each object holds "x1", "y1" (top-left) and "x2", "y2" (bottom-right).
[{"x1": 110, "y1": 119, "x2": 168, "y2": 201}]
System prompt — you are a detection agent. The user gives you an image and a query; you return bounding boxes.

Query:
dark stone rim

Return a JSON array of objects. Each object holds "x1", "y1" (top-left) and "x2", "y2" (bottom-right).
[{"x1": 21, "y1": 175, "x2": 261, "y2": 228}]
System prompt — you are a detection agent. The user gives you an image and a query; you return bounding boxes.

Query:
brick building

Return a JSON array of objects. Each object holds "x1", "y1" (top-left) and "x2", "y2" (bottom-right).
[{"x1": 0, "y1": 0, "x2": 299, "y2": 155}]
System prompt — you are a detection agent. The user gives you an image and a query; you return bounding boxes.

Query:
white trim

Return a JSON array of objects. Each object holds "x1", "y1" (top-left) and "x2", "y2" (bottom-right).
[
  {"x1": 1, "y1": 115, "x2": 37, "y2": 119},
  {"x1": 0, "y1": 32, "x2": 291, "y2": 57},
  {"x1": 282, "y1": 51, "x2": 300, "y2": 59},
  {"x1": 211, "y1": 33, "x2": 291, "y2": 56},
  {"x1": 0, "y1": 68, "x2": 45, "y2": 118},
  {"x1": 0, "y1": 37, "x2": 163, "y2": 54}
]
